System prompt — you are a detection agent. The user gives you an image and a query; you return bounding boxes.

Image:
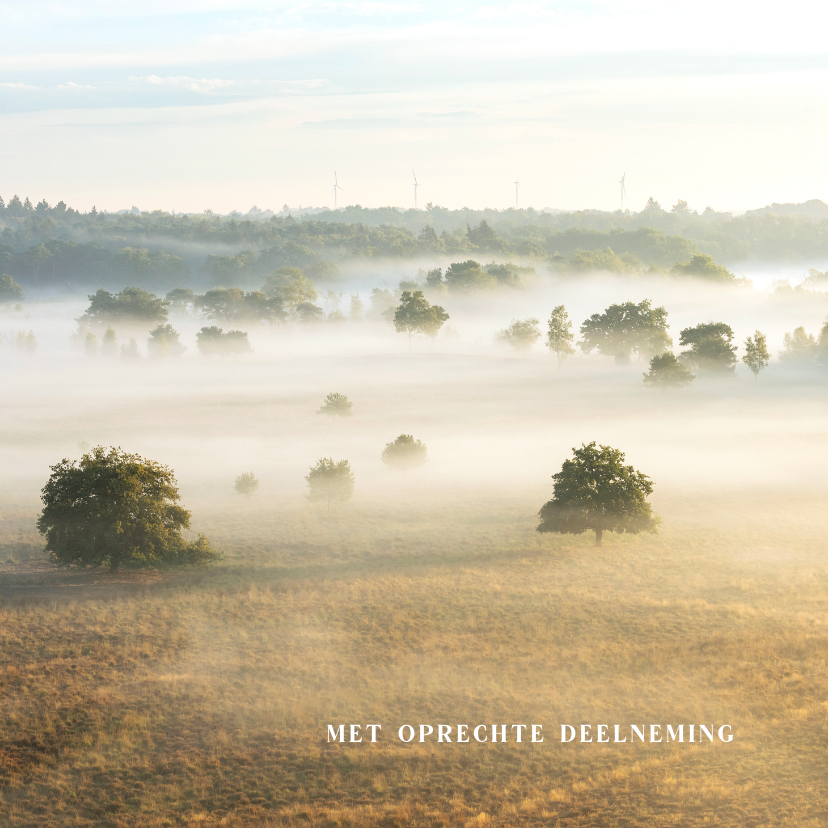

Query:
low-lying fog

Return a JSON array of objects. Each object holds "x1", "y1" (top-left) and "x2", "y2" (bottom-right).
[{"x1": 2, "y1": 269, "x2": 827, "y2": 554}]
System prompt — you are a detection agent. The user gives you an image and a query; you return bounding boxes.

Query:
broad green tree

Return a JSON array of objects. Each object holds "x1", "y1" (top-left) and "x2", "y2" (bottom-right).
[
  {"x1": 317, "y1": 392, "x2": 353, "y2": 417},
  {"x1": 642, "y1": 353, "x2": 695, "y2": 387},
  {"x1": 394, "y1": 290, "x2": 449, "y2": 347},
  {"x1": 537, "y1": 442, "x2": 660, "y2": 547},
  {"x1": 580, "y1": 300, "x2": 671, "y2": 364},
  {"x1": 679, "y1": 322, "x2": 737, "y2": 373},
  {"x1": 742, "y1": 331, "x2": 770, "y2": 379},
  {"x1": 546, "y1": 305, "x2": 575, "y2": 365},
  {"x1": 305, "y1": 458, "x2": 355, "y2": 513},
  {"x1": 381, "y1": 434, "x2": 428, "y2": 470},
  {"x1": 37, "y1": 446, "x2": 220, "y2": 572},
  {"x1": 496, "y1": 318, "x2": 541, "y2": 354}
]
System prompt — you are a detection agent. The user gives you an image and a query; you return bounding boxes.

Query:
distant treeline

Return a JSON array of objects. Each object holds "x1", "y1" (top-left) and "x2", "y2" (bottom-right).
[{"x1": 4, "y1": 194, "x2": 828, "y2": 292}]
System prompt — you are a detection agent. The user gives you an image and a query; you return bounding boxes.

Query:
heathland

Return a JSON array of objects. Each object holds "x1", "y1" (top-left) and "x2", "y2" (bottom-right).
[{"x1": 1, "y1": 317, "x2": 828, "y2": 825}]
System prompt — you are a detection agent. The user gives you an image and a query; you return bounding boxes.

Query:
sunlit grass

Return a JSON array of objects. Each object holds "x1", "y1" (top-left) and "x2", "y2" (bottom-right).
[{"x1": 1, "y1": 496, "x2": 827, "y2": 826}]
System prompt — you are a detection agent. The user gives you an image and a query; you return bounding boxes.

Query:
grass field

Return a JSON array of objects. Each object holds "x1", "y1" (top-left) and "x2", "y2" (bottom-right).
[{"x1": 2, "y1": 489, "x2": 828, "y2": 827}]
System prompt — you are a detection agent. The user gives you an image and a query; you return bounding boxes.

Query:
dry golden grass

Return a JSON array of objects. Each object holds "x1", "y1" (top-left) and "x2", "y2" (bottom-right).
[{"x1": 1, "y1": 493, "x2": 828, "y2": 827}]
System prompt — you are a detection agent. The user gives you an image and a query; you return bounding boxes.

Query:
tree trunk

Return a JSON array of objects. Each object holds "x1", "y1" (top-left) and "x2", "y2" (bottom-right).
[
  {"x1": 594, "y1": 528, "x2": 603, "y2": 548},
  {"x1": 109, "y1": 559, "x2": 119, "y2": 573}
]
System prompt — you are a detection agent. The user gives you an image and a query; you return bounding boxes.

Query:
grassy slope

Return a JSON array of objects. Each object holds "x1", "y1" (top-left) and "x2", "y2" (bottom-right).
[{"x1": 1, "y1": 496, "x2": 827, "y2": 828}]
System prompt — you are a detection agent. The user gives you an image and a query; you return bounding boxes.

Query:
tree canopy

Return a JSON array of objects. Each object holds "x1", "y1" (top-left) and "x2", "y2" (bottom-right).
[
  {"x1": 579, "y1": 300, "x2": 671, "y2": 364},
  {"x1": 79, "y1": 287, "x2": 169, "y2": 326},
  {"x1": 393, "y1": 290, "x2": 449, "y2": 345},
  {"x1": 496, "y1": 318, "x2": 541, "y2": 354},
  {"x1": 317, "y1": 392, "x2": 353, "y2": 416},
  {"x1": 642, "y1": 352, "x2": 695, "y2": 388},
  {"x1": 679, "y1": 322, "x2": 737, "y2": 372},
  {"x1": 381, "y1": 434, "x2": 428, "y2": 470},
  {"x1": 546, "y1": 305, "x2": 575, "y2": 364},
  {"x1": 37, "y1": 446, "x2": 220, "y2": 572},
  {"x1": 234, "y1": 472, "x2": 259, "y2": 497},
  {"x1": 305, "y1": 458, "x2": 355, "y2": 512},
  {"x1": 196, "y1": 326, "x2": 252, "y2": 356},
  {"x1": 743, "y1": 331, "x2": 770, "y2": 378},
  {"x1": 537, "y1": 442, "x2": 660, "y2": 547}
]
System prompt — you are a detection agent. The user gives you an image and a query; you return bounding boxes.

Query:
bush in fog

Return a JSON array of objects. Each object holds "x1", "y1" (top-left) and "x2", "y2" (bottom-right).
[
  {"x1": 496, "y1": 318, "x2": 541, "y2": 355},
  {"x1": 743, "y1": 331, "x2": 770, "y2": 379},
  {"x1": 679, "y1": 322, "x2": 737, "y2": 373},
  {"x1": 670, "y1": 254, "x2": 736, "y2": 283},
  {"x1": 642, "y1": 353, "x2": 695, "y2": 388},
  {"x1": 317, "y1": 392, "x2": 353, "y2": 417},
  {"x1": 196, "y1": 326, "x2": 252, "y2": 356},
  {"x1": 580, "y1": 300, "x2": 671, "y2": 365},
  {"x1": 234, "y1": 472, "x2": 259, "y2": 497},
  {"x1": 779, "y1": 326, "x2": 818, "y2": 364},
  {"x1": 120, "y1": 338, "x2": 140, "y2": 359},
  {"x1": 381, "y1": 434, "x2": 428, "y2": 471},
  {"x1": 78, "y1": 287, "x2": 169, "y2": 326},
  {"x1": 327, "y1": 310, "x2": 347, "y2": 324},
  {"x1": 84, "y1": 332, "x2": 98, "y2": 357},
  {"x1": 305, "y1": 458, "x2": 354, "y2": 513},
  {"x1": 0, "y1": 273, "x2": 24, "y2": 302},
  {"x1": 444, "y1": 260, "x2": 497, "y2": 292},
  {"x1": 546, "y1": 305, "x2": 575, "y2": 365},
  {"x1": 147, "y1": 324, "x2": 186, "y2": 357},
  {"x1": 537, "y1": 442, "x2": 660, "y2": 548},
  {"x1": 37, "y1": 446, "x2": 221, "y2": 573},
  {"x1": 101, "y1": 326, "x2": 118, "y2": 357},
  {"x1": 15, "y1": 330, "x2": 37, "y2": 354},
  {"x1": 394, "y1": 290, "x2": 450, "y2": 347}
]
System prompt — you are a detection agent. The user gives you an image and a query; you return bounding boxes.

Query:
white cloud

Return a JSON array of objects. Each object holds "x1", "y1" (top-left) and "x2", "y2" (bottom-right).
[{"x1": 142, "y1": 75, "x2": 236, "y2": 93}]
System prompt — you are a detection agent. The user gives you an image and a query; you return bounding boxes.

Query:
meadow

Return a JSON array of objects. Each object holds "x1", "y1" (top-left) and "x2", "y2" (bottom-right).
[{"x1": 1, "y1": 289, "x2": 828, "y2": 827}]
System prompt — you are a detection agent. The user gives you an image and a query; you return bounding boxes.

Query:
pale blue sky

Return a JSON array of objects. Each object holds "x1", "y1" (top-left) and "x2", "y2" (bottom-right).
[{"x1": 2, "y1": 1, "x2": 828, "y2": 213}]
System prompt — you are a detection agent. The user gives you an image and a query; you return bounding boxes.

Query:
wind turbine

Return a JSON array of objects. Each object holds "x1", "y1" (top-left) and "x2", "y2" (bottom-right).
[
  {"x1": 412, "y1": 170, "x2": 419, "y2": 209},
  {"x1": 331, "y1": 171, "x2": 344, "y2": 210},
  {"x1": 619, "y1": 173, "x2": 626, "y2": 211},
  {"x1": 514, "y1": 180, "x2": 520, "y2": 210}
]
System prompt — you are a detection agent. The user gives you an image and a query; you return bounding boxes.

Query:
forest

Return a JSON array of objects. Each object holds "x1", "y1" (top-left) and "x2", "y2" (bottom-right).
[{"x1": 4, "y1": 195, "x2": 828, "y2": 293}]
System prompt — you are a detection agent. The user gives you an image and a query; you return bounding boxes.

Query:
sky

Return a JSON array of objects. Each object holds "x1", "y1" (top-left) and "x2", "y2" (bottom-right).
[{"x1": 2, "y1": 0, "x2": 828, "y2": 214}]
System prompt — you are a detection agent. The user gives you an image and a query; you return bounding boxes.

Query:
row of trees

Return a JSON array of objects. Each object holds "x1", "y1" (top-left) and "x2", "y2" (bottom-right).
[
  {"x1": 37, "y1": 438, "x2": 658, "y2": 573},
  {"x1": 496, "y1": 301, "x2": 828, "y2": 378}
]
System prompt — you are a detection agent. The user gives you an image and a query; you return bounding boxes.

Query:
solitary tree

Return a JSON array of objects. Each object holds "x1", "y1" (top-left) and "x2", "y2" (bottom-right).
[
  {"x1": 496, "y1": 318, "x2": 541, "y2": 354},
  {"x1": 317, "y1": 392, "x2": 353, "y2": 417},
  {"x1": 642, "y1": 353, "x2": 695, "y2": 388},
  {"x1": 120, "y1": 338, "x2": 140, "y2": 359},
  {"x1": 679, "y1": 322, "x2": 737, "y2": 373},
  {"x1": 580, "y1": 300, "x2": 671, "y2": 364},
  {"x1": 381, "y1": 434, "x2": 428, "y2": 470},
  {"x1": 394, "y1": 290, "x2": 449, "y2": 348},
  {"x1": 234, "y1": 472, "x2": 259, "y2": 497},
  {"x1": 742, "y1": 331, "x2": 770, "y2": 380},
  {"x1": 546, "y1": 305, "x2": 575, "y2": 365},
  {"x1": 305, "y1": 458, "x2": 355, "y2": 513},
  {"x1": 537, "y1": 442, "x2": 661, "y2": 547},
  {"x1": 37, "y1": 446, "x2": 221, "y2": 572},
  {"x1": 349, "y1": 293, "x2": 364, "y2": 321}
]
